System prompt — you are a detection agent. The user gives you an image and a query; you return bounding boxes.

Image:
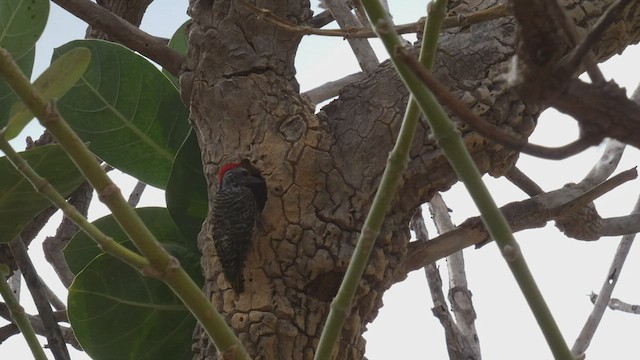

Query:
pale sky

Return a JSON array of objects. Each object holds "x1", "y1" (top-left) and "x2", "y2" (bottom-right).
[{"x1": 2, "y1": 1, "x2": 640, "y2": 359}]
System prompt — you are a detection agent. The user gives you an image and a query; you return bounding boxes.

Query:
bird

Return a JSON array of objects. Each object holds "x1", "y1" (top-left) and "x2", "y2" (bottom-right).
[{"x1": 211, "y1": 161, "x2": 267, "y2": 293}]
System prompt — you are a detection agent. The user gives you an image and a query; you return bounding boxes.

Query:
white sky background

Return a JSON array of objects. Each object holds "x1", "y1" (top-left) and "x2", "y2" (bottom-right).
[{"x1": 2, "y1": 0, "x2": 640, "y2": 359}]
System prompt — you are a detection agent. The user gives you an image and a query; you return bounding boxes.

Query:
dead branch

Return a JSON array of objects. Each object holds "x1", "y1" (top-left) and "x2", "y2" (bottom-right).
[
  {"x1": 429, "y1": 194, "x2": 481, "y2": 358},
  {"x1": 9, "y1": 237, "x2": 70, "y2": 360},
  {"x1": 571, "y1": 194, "x2": 640, "y2": 356},
  {"x1": 400, "y1": 168, "x2": 638, "y2": 276},
  {"x1": 410, "y1": 208, "x2": 479, "y2": 360},
  {"x1": 322, "y1": 0, "x2": 379, "y2": 73}
]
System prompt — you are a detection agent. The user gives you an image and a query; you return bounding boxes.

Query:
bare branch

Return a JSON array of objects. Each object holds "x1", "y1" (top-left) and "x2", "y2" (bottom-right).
[
  {"x1": 308, "y1": 10, "x2": 334, "y2": 29},
  {"x1": 429, "y1": 194, "x2": 481, "y2": 359},
  {"x1": 560, "y1": 0, "x2": 633, "y2": 82},
  {"x1": 51, "y1": 0, "x2": 184, "y2": 76},
  {"x1": 319, "y1": 0, "x2": 379, "y2": 73},
  {"x1": 43, "y1": 182, "x2": 94, "y2": 288},
  {"x1": 410, "y1": 208, "x2": 478, "y2": 360},
  {"x1": 580, "y1": 139, "x2": 626, "y2": 188},
  {"x1": 0, "y1": 304, "x2": 79, "y2": 349},
  {"x1": 395, "y1": 49, "x2": 603, "y2": 159},
  {"x1": 127, "y1": 181, "x2": 147, "y2": 207},
  {"x1": 589, "y1": 294, "x2": 640, "y2": 314},
  {"x1": 401, "y1": 168, "x2": 638, "y2": 275},
  {"x1": 571, "y1": 194, "x2": 640, "y2": 356},
  {"x1": 506, "y1": 166, "x2": 544, "y2": 197},
  {"x1": 9, "y1": 237, "x2": 70, "y2": 360},
  {"x1": 302, "y1": 72, "x2": 365, "y2": 105}
]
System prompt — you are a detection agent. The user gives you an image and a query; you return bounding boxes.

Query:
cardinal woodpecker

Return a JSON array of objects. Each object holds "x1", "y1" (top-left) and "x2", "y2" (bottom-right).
[{"x1": 211, "y1": 161, "x2": 266, "y2": 292}]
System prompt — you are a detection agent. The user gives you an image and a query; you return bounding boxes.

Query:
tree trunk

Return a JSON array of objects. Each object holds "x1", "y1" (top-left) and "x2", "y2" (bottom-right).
[{"x1": 181, "y1": 0, "x2": 640, "y2": 358}]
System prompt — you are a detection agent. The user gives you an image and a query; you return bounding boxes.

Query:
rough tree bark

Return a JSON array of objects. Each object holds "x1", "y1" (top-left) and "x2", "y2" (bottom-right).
[{"x1": 181, "y1": 0, "x2": 640, "y2": 358}]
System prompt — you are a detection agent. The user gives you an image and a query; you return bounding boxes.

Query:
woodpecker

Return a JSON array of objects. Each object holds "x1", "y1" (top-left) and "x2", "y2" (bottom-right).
[{"x1": 212, "y1": 161, "x2": 267, "y2": 293}]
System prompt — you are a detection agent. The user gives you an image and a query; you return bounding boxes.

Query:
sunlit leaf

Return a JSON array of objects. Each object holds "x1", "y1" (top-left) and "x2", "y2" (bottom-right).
[{"x1": 5, "y1": 47, "x2": 91, "y2": 139}]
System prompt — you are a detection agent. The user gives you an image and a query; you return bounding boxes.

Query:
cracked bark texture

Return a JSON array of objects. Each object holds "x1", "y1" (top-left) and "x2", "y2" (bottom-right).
[{"x1": 181, "y1": 0, "x2": 640, "y2": 358}]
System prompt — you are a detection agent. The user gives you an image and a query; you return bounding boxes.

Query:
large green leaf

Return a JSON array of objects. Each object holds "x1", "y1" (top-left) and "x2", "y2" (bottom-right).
[
  {"x1": 5, "y1": 47, "x2": 92, "y2": 139},
  {"x1": 64, "y1": 207, "x2": 201, "y2": 277},
  {"x1": 162, "y1": 21, "x2": 189, "y2": 88},
  {"x1": 66, "y1": 207, "x2": 202, "y2": 360},
  {"x1": 0, "y1": 144, "x2": 84, "y2": 243},
  {"x1": 68, "y1": 255, "x2": 196, "y2": 360},
  {"x1": 0, "y1": 0, "x2": 49, "y2": 125},
  {"x1": 166, "y1": 130, "x2": 207, "y2": 244},
  {"x1": 52, "y1": 40, "x2": 190, "y2": 189},
  {"x1": 0, "y1": 0, "x2": 49, "y2": 56}
]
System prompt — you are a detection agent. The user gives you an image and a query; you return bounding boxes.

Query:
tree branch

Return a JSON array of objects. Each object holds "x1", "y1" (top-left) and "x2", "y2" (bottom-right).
[
  {"x1": 429, "y1": 194, "x2": 481, "y2": 358},
  {"x1": 560, "y1": 0, "x2": 633, "y2": 82},
  {"x1": 9, "y1": 237, "x2": 70, "y2": 360},
  {"x1": 410, "y1": 208, "x2": 479, "y2": 360},
  {"x1": 313, "y1": 0, "x2": 379, "y2": 73},
  {"x1": 571, "y1": 194, "x2": 640, "y2": 356},
  {"x1": 51, "y1": 0, "x2": 184, "y2": 76},
  {"x1": 395, "y1": 49, "x2": 603, "y2": 160},
  {"x1": 400, "y1": 168, "x2": 638, "y2": 276}
]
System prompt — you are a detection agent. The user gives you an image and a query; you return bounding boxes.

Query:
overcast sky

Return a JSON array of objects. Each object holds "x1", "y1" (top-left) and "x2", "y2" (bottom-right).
[{"x1": 2, "y1": 1, "x2": 640, "y2": 359}]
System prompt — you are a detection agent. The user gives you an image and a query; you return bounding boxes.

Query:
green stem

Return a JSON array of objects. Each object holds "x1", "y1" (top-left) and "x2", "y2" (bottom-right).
[
  {"x1": 314, "y1": 1, "x2": 448, "y2": 359},
  {"x1": 0, "y1": 47, "x2": 247, "y2": 358},
  {"x1": 0, "y1": 135, "x2": 149, "y2": 269},
  {"x1": 0, "y1": 265, "x2": 48, "y2": 360},
  {"x1": 364, "y1": 3, "x2": 574, "y2": 360}
]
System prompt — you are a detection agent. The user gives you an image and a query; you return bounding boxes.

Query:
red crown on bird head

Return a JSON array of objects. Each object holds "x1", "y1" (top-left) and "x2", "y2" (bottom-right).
[{"x1": 217, "y1": 162, "x2": 242, "y2": 185}]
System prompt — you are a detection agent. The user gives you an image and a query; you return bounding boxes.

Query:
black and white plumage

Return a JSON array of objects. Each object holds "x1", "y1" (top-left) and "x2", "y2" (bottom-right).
[{"x1": 212, "y1": 163, "x2": 266, "y2": 293}]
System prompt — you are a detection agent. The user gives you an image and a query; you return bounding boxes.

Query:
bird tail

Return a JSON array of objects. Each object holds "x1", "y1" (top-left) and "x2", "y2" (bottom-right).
[{"x1": 229, "y1": 273, "x2": 245, "y2": 293}]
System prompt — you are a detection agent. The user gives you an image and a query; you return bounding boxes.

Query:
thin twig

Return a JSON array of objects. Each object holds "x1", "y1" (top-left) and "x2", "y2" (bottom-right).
[
  {"x1": 396, "y1": 48, "x2": 603, "y2": 159},
  {"x1": 51, "y1": 0, "x2": 184, "y2": 76},
  {"x1": 589, "y1": 294, "x2": 640, "y2": 314},
  {"x1": 241, "y1": 2, "x2": 509, "y2": 39},
  {"x1": 506, "y1": 166, "x2": 544, "y2": 196},
  {"x1": 571, "y1": 194, "x2": 640, "y2": 356}
]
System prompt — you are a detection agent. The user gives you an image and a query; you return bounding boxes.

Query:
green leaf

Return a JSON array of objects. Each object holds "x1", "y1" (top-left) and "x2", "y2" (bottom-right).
[
  {"x1": 0, "y1": 144, "x2": 84, "y2": 243},
  {"x1": 162, "y1": 21, "x2": 189, "y2": 88},
  {"x1": 0, "y1": 0, "x2": 49, "y2": 56},
  {"x1": 0, "y1": 0, "x2": 48, "y2": 126},
  {"x1": 64, "y1": 207, "x2": 201, "y2": 279},
  {"x1": 52, "y1": 40, "x2": 190, "y2": 189},
  {"x1": 68, "y1": 255, "x2": 196, "y2": 360},
  {"x1": 166, "y1": 130, "x2": 207, "y2": 244},
  {"x1": 5, "y1": 47, "x2": 92, "y2": 139},
  {"x1": 65, "y1": 207, "x2": 202, "y2": 360}
]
